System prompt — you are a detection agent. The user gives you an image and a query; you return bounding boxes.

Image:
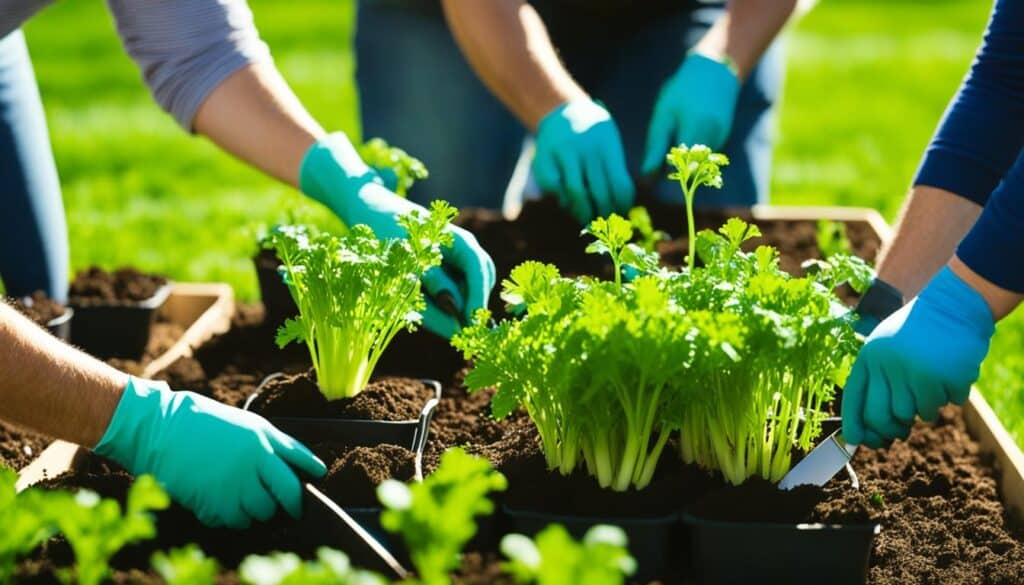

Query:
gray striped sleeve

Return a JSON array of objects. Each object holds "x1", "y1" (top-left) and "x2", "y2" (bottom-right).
[{"x1": 105, "y1": 0, "x2": 272, "y2": 131}]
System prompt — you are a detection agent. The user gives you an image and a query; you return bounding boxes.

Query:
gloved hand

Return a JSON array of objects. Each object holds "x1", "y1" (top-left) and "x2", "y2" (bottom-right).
[
  {"x1": 95, "y1": 377, "x2": 327, "y2": 529},
  {"x1": 842, "y1": 267, "x2": 995, "y2": 448},
  {"x1": 300, "y1": 133, "x2": 496, "y2": 338},
  {"x1": 852, "y1": 277, "x2": 905, "y2": 337},
  {"x1": 533, "y1": 99, "x2": 635, "y2": 225},
  {"x1": 641, "y1": 53, "x2": 740, "y2": 175}
]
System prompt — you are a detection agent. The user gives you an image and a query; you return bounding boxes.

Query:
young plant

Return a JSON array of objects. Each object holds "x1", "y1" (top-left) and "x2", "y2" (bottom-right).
[
  {"x1": 0, "y1": 466, "x2": 55, "y2": 582},
  {"x1": 627, "y1": 207, "x2": 667, "y2": 253},
  {"x1": 359, "y1": 137, "x2": 429, "y2": 197},
  {"x1": 501, "y1": 524, "x2": 636, "y2": 585},
  {"x1": 50, "y1": 475, "x2": 170, "y2": 585},
  {"x1": 270, "y1": 201, "x2": 456, "y2": 399},
  {"x1": 817, "y1": 219, "x2": 852, "y2": 259},
  {"x1": 239, "y1": 548, "x2": 385, "y2": 585},
  {"x1": 665, "y1": 144, "x2": 729, "y2": 268},
  {"x1": 377, "y1": 448, "x2": 507, "y2": 585},
  {"x1": 455, "y1": 216, "x2": 721, "y2": 491},
  {"x1": 151, "y1": 544, "x2": 219, "y2": 585}
]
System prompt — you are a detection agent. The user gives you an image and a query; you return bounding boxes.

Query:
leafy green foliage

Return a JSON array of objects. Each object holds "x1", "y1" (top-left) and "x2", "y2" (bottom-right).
[
  {"x1": 817, "y1": 219, "x2": 852, "y2": 259},
  {"x1": 501, "y1": 525, "x2": 635, "y2": 585},
  {"x1": 665, "y1": 144, "x2": 730, "y2": 268},
  {"x1": 47, "y1": 475, "x2": 170, "y2": 585},
  {"x1": 239, "y1": 547, "x2": 385, "y2": 585},
  {"x1": 0, "y1": 466, "x2": 55, "y2": 582},
  {"x1": 268, "y1": 201, "x2": 456, "y2": 399},
  {"x1": 378, "y1": 448, "x2": 507, "y2": 585},
  {"x1": 359, "y1": 137, "x2": 429, "y2": 197},
  {"x1": 152, "y1": 544, "x2": 219, "y2": 585},
  {"x1": 627, "y1": 207, "x2": 667, "y2": 253}
]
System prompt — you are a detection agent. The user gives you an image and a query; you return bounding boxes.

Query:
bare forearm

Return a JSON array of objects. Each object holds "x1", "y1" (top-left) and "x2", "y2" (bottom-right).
[
  {"x1": 876, "y1": 186, "x2": 982, "y2": 297},
  {"x1": 0, "y1": 303, "x2": 126, "y2": 447},
  {"x1": 694, "y1": 0, "x2": 797, "y2": 80},
  {"x1": 193, "y1": 63, "x2": 326, "y2": 188},
  {"x1": 442, "y1": 0, "x2": 587, "y2": 130}
]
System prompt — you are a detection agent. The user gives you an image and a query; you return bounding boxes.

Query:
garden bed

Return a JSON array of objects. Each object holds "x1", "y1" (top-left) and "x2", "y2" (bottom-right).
[{"x1": 15, "y1": 201, "x2": 1024, "y2": 584}]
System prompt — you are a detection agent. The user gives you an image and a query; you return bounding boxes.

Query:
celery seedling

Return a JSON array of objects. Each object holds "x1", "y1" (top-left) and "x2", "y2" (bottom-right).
[
  {"x1": 270, "y1": 201, "x2": 456, "y2": 399},
  {"x1": 377, "y1": 448, "x2": 507, "y2": 585},
  {"x1": 359, "y1": 137, "x2": 428, "y2": 197},
  {"x1": 240, "y1": 548, "x2": 385, "y2": 585},
  {"x1": 152, "y1": 545, "x2": 219, "y2": 585},
  {"x1": 0, "y1": 467, "x2": 54, "y2": 582},
  {"x1": 665, "y1": 144, "x2": 729, "y2": 268},
  {"x1": 501, "y1": 525, "x2": 636, "y2": 585}
]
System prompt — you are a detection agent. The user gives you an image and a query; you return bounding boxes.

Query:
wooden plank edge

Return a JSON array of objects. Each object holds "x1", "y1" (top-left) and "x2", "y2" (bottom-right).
[
  {"x1": 964, "y1": 390, "x2": 1024, "y2": 520},
  {"x1": 16, "y1": 283, "x2": 235, "y2": 490}
]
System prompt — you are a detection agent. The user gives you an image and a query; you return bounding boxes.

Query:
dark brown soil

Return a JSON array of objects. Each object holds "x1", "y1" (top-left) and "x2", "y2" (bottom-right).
[
  {"x1": 68, "y1": 267, "x2": 168, "y2": 305},
  {"x1": 249, "y1": 370, "x2": 433, "y2": 421},
  {"x1": 0, "y1": 422, "x2": 51, "y2": 471},
  {"x1": 105, "y1": 313, "x2": 187, "y2": 376},
  {"x1": 318, "y1": 444, "x2": 417, "y2": 508},
  {"x1": 455, "y1": 552, "x2": 515, "y2": 585},
  {"x1": 7, "y1": 291, "x2": 67, "y2": 326}
]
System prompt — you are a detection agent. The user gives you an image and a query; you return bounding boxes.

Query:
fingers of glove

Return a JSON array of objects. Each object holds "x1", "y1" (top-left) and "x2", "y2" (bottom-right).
[
  {"x1": 197, "y1": 504, "x2": 248, "y2": 530},
  {"x1": 583, "y1": 156, "x2": 614, "y2": 220},
  {"x1": 443, "y1": 230, "x2": 495, "y2": 316},
  {"x1": 556, "y1": 151, "x2": 593, "y2": 224},
  {"x1": 946, "y1": 377, "x2": 973, "y2": 405},
  {"x1": 532, "y1": 151, "x2": 562, "y2": 200},
  {"x1": 265, "y1": 426, "x2": 327, "y2": 479},
  {"x1": 240, "y1": 482, "x2": 278, "y2": 523},
  {"x1": 604, "y1": 153, "x2": 636, "y2": 213},
  {"x1": 257, "y1": 454, "x2": 305, "y2": 519},
  {"x1": 912, "y1": 380, "x2": 951, "y2": 422},
  {"x1": 888, "y1": 368, "x2": 918, "y2": 425},
  {"x1": 862, "y1": 364, "x2": 907, "y2": 441},
  {"x1": 421, "y1": 299, "x2": 461, "y2": 340},
  {"x1": 641, "y1": 106, "x2": 676, "y2": 175},
  {"x1": 422, "y1": 266, "x2": 466, "y2": 313},
  {"x1": 841, "y1": 359, "x2": 869, "y2": 446},
  {"x1": 861, "y1": 428, "x2": 886, "y2": 450}
]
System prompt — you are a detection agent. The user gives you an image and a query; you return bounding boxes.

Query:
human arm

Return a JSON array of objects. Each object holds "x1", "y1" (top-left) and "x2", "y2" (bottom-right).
[
  {"x1": 0, "y1": 302, "x2": 326, "y2": 528},
  {"x1": 442, "y1": 0, "x2": 634, "y2": 223},
  {"x1": 641, "y1": 0, "x2": 797, "y2": 174}
]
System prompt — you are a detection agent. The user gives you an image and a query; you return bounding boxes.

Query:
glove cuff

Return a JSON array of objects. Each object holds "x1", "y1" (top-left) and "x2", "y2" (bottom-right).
[
  {"x1": 538, "y1": 99, "x2": 610, "y2": 135},
  {"x1": 920, "y1": 266, "x2": 996, "y2": 339},
  {"x1": 855, "y1": 277, "x2": 904, "y2": 325},
  {"x1": 94, "y1": 377, "x2": 173, "y2": 474},
  {"x1": 298, "y1": 132, "x2": 378, "y2": 211}
]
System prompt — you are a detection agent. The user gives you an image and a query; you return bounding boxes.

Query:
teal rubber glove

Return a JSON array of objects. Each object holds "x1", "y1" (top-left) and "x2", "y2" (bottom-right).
[
  {"x1": 641, "y1": 53, "x2": 740, "y2": 175},
  {"x1": 533, "y1": 99, "x2": 635, "y2": 225},
  {"x1": 842, "y1": 267, "x2": 995, "y2": 449},
  {"x1": 300, "y1": 133, "x2": 496, "y2": 339},
  {"x1": 95, "y1": 377, "x2": 327, "y2": 529}
]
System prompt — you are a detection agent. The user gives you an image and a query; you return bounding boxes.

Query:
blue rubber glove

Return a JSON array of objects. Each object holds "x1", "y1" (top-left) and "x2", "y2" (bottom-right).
[
  {"x1": 533, "y1": 99, "x2": 635, "y2": 225},
  {"x1": 641, "y1": 53, "x2": 740, "y2": 175},
  {"x1": 95, "y1": 377, "x2": 327, "y2": 529},
  {"x1": 300, "y1": 133, "x2": 496, "y2": 339},
  {"x1": 842, "y1": 267, "x2": 996, "y2": 448}
]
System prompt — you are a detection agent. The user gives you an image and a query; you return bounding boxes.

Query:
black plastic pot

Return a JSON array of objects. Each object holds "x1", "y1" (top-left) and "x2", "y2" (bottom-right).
[
  {"x1": 46, "y1": 307, "x2": 73, "y2": 341},
  {"x1": 252, "y1": 251, "x2": 296, "y2": 329},
  {"x1": 682, "y1": 513, "x2": 880, "y2": 585},
  {"x1": 504, "y1": 505, "x2": 680, "y2": 583},
  {"x1": 69, "y1": 283, "x2": 172, "y2": 359}
]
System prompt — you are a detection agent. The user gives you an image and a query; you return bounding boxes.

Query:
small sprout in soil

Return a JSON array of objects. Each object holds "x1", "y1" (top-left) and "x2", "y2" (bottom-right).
[
  {"x1": 666, "y1": 144, "x2": 729, "y2": 268},
  {"x1": 239, "y1": 547, "x2": 385, "y2": 585},
  {"x1": 0, "y1": 466, "x2": 55, "y2": 583},
  {"x1": 378, "y1": 448, "x2": 507, "y2": 585},
  {"x1": 817, "y1": 219, "x2": 852, "y2": 259},
  {"x1": 152, "y1": 544, "x2": 219, "y2": 585},
  {"x1": 50, "y1": 475, "x2": 170, "y2": 585},
  {"x1": 359, "y1": 137, "x2": 429, "y2": 197},
  {"x1": 270, "y1": 200, "x2": 457, "y2": 399},
  {"x1": 870, "y1": 491, "x2": 886, "y2": 509},
  {"x1": 501, "y1": 524, "x2": 636, "y2": 585}
]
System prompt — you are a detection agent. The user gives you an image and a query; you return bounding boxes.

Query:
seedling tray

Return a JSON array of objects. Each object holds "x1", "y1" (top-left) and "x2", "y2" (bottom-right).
[
  {"x1": 16, "y1": 282, "x2": 234, "y2": 490},
  {"x1": 245, "y1": 376, "x2": 442, "y2": 457},
  {"x1": 46, "y1": 307, "x2": 73, "y2": 341},
  {"x1": 69, "y1": 281, "x2": 173, "y2": 359},
  {"x1": 252, "y1": 250, "x2": 296, "y2": 329}
]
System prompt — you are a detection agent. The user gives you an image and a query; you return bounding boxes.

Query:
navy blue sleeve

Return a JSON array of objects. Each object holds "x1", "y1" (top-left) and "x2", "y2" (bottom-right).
[
  {"x1": 958, "y1": 150, "x2": 1024, "y2": 293},
  {"x1": 913, "y1": 0, "x2": 1024, "y2": 205}
]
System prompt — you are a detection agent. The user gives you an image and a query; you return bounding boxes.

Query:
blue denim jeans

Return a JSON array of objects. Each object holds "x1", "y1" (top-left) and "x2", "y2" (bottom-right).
[
  {"x1": 0, "y1": 29, "x2": 68, "y2": 301},
  {"x1": 356, "y1": 3, "x2": 782, "y2": 210}
]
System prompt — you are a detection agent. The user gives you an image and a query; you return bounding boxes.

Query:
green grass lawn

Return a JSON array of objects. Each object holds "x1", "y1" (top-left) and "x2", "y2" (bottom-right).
[{"x1": 18, "y1": 0, "x2": 1024, "y2": 445}]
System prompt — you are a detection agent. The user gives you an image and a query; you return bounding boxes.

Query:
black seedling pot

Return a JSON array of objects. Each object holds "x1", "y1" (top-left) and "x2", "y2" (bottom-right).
[
  {"x1": 246, "y1": 376, "x2": 442, "y2": 460},
  {"x1": 46, "y1": 307, "x2": 73, "y2": 341},
  {"x1": 504, "y1": 505, "x2": 680, "y2": 583},
  {"x1": 682, "y1": 513, "x2": 879, "y2": 585},
  {"x1": 252, "y1": 251, "x2": 296, "y2": 330},
  {"x1": 69, "y1": 283, "x2": 172, "y2": 359}
]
